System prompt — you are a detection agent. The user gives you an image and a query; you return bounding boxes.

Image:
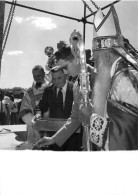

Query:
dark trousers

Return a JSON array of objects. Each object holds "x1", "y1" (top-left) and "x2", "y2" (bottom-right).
[
  {"x1": 0, "y1": 112, "x2": 7, "y2": 125},
  {"x1": 10, "y1": 112, "x2": 18, "y2": 125}
]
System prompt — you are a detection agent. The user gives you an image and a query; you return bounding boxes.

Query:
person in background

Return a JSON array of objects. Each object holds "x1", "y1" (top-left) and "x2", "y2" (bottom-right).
[
  {"x1": 3, "y1": 95, "x2": 13, "y2": 125},
  {"x1": 17, "y1": 92, "x2": 25, "y2": 124},
  {"x1": 0, "y1": 89, "x2": 7, "y2": 125},
  {"x1": 9, "y1": 95, "x2": 18, "y2": 125},
  {"x1": 19, "y1": 65, "x2": 49, "y2": 143}
]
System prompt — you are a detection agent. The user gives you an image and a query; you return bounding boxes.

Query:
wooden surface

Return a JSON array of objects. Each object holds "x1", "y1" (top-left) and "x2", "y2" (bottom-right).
[{"x1": 34, "y1": 118, "x2": 67, "y2": 132}]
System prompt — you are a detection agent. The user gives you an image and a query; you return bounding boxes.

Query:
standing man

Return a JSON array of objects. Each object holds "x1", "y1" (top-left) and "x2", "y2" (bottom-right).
[
  {"x1": 0, "y1": 89, "x2": 6, "y2": 125},
  {"x1": 89, "y1": 5, "x2": 138, "y2": 150},
  {"x1": 9, "y1": 95, "x2": 18, "y2": 125},
  {"x1": 19, "y1": 65, "x2": 48, "y2": 143}
]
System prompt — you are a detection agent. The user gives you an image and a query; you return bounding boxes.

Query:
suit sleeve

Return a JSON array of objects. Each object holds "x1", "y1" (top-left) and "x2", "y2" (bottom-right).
[{"x1": 39, "y1": 88, "x2": 49, "y2": 116}]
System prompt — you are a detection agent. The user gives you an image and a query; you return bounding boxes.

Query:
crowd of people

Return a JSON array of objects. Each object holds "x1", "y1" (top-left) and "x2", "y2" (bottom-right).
[
  {"x1": 0, "y1": 90, "x2": 25, "y2": 125},
  {"x1": 1, "y1": 4, "x2": 138, "y2": 151}
]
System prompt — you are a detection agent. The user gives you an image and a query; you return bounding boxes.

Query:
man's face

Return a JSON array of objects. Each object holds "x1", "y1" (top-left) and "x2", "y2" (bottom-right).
[
  {"x1": 52, "y1": 70, "x2": 67, "y2": 88},
  {"x1": 33, "y1": 69, "x2": 45, "y2": 84},
  {"x1": 58, "y1": 59, "x2": 79, "y2": 77}
]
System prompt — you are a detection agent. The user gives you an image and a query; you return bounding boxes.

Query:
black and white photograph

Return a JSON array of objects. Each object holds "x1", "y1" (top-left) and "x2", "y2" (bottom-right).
[{"x1": 0, "y1": 0, "x2": 138, "y2": 194}]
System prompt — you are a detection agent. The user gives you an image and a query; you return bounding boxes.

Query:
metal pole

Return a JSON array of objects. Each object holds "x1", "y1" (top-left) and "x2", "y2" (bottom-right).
[
  {"x1": 5, "y1": 1, "x2": 91, "y2": 24},
  {"x1": 0, "y1": 0, "x2": 5, "y2": 76},
  {"x1": 83, "y1": 4, "x2": 86, "y2": 44}
]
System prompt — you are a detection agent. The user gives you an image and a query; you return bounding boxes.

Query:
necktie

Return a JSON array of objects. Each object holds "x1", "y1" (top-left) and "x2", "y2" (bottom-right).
[{"x1": 57, "y1": 88, "x2": 63, "y2": 111}]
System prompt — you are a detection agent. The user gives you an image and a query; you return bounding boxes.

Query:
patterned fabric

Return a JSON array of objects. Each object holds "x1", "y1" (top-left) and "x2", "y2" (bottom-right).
[
  {"x1": 107, "y1": 58, "x2": 138, "y2": 150},
  {"x1": 20, "y1": 85, "x2": 44, "y2": 118},
  {"x1": 90, "y1": 113, "x2": 110, "y2": 150},
  {"x1": 107, "y1": 100, "x2": 138, "y2": 150}
]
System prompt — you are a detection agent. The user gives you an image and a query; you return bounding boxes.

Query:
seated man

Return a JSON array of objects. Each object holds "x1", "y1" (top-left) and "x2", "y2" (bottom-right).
[{"x1": 19, "y1": 65, "x2": 49, "y2": 144}]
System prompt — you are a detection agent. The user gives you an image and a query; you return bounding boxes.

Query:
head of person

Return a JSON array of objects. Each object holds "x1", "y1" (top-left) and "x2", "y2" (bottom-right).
[
  {"x1": 32, "y1": 65, "x2": 45, "y2": 85},
  {"x1": 92, "y1": 5, "x2": 138, "y2": 74},
  {"x1": 54, "y1": 43, "x2": 80, "y2": 77},
  {"x1": 10, "y1": 95, "x2": 14, "y2": 102},
  {"x1": 51, "y1": 66, "x2": 68, "y2": 88},
  {"x1": 0, "y1": 89, "x2": 4, "y2": 101}
]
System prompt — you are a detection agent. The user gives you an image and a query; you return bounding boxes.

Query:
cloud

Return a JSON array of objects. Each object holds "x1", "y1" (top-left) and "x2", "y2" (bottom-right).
[
  {"x1": 7, "y1": 51, "x2": 23, "y2": 55},
  {"x1": 30, "y1": 16, "x2": 57, "y2": 30},
  {"x1": 14, "y1": 16, "x2": 57, "y2": 30},
  {"x1": 14, "y1": 16, "x2": 24, "y2": 24}
]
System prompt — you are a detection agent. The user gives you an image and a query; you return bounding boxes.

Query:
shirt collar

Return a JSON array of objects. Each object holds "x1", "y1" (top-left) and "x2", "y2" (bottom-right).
[
  {"x1": 33, "y1": 79, "x2": 48, "y2": 91},
  {"x1": 62, "y1": 80, "x2": 67, "y2": 93},
  {"x1": 56, "y1": 80, "x2": 67, "y2": 95}
]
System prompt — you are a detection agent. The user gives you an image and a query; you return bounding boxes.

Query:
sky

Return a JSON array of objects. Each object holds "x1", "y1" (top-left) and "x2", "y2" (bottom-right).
[
  {"x1": 1, "y1": 1, "x2": 138, "y2": 194},
  {"x1": 0, "y1": 0, "x2": 138, "y2": 89}
]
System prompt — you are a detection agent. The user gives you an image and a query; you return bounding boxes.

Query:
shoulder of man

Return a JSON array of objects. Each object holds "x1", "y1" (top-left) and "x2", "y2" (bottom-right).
[
  {"x1": 42, "y1": 84, "x2": 55, "y2": 94},
  {"x1": 26, "y1": 87, "x2": 33, "y2": 94}
]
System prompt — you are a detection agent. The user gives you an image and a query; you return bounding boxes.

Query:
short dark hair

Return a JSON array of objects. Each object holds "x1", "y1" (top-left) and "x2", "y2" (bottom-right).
[
  {"x1": 32, "y1": 65, "x2": 45, "y2": 74},
  {"x1": 54, "y1": 45, "x2": 74, "y2": 62}
]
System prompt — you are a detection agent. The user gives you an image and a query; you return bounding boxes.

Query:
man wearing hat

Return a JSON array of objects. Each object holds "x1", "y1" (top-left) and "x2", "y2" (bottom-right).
[{"x1": 89, "y1": 5, "x2": 138, "y2": 150}]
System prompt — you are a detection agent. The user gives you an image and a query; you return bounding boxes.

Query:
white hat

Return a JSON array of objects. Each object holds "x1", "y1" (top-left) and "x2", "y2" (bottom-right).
[{"x1": 92, "y1": 5, "x2": 138, "y2": 68}]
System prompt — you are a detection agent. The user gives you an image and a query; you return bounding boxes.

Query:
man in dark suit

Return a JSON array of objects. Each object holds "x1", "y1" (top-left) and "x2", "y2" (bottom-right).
[
  {"x1": 34, "y1": 66, "x2": 82, "y2": 151},
  {"x1": 39, "y1": 67, "x2": 73, "y2": 119}
]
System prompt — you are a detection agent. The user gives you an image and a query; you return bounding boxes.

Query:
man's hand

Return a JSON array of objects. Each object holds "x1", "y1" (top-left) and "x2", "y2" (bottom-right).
[
  {"x1": 33, "y1": 136, "x2": 55, "y2": 149},
  {"x1": 79, "y1": 103, "x2": 93, "y2": 125},
  {"x1": 31, "y1": 114, "x2": 42, "y2": 126}
]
